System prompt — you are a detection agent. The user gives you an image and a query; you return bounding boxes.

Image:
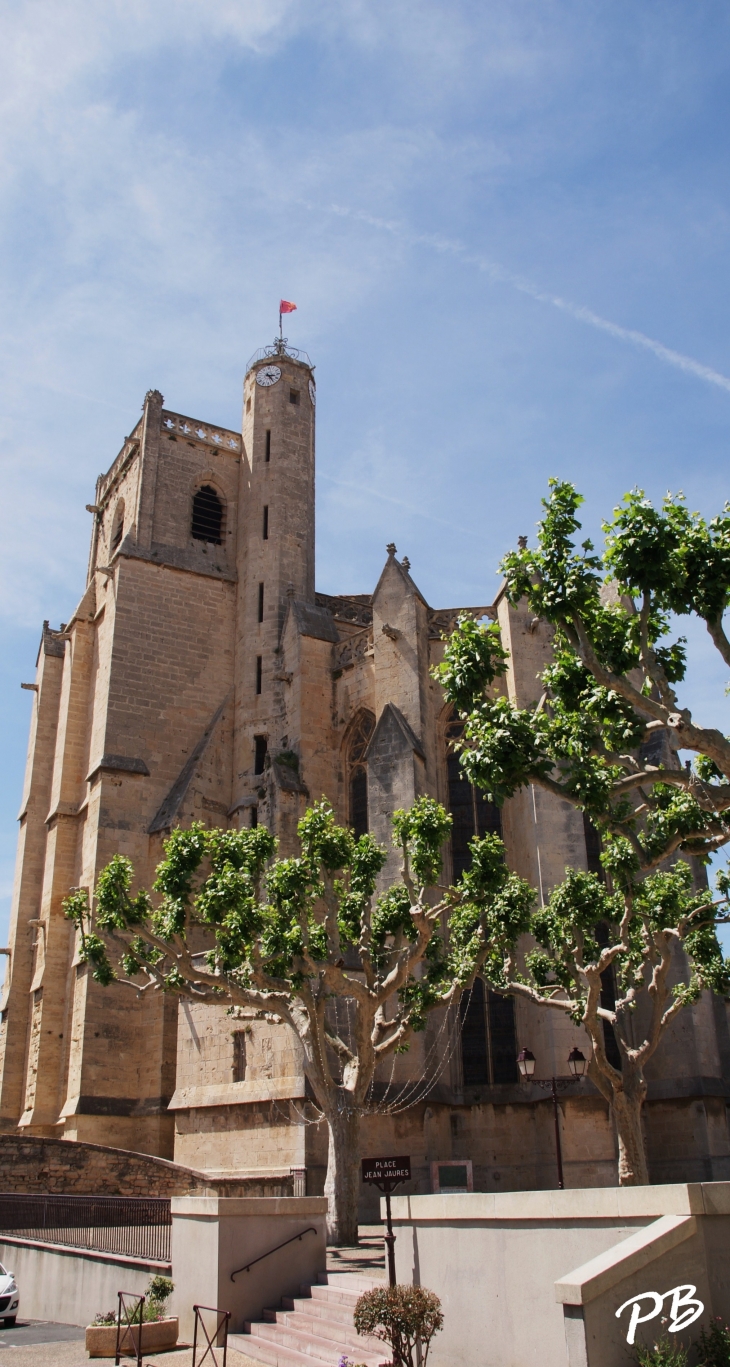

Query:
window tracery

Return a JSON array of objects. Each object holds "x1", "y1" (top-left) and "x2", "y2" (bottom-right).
[{"x1": 346, "y1": 710, "x2": 375, "y2": 838}]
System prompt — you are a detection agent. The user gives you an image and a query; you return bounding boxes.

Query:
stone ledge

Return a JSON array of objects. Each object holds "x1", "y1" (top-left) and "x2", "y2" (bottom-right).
[
  {"x1": 388, "y1": 1180, "x2": 730, "y2": 1223},
  {"x1": 554, "y1": 1213, "x2": 696, "y2": 1305},
  {"x1": 171, "y1": 1196, "x2": 328, "y2": 1217},
  {"x1": 168, "y1": 1077, "x2": 307, "y2": 1110}
]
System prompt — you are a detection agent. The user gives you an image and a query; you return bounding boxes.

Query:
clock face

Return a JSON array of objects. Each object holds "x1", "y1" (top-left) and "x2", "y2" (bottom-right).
[
  {"x1": 256, "y1": 364, "x2": 281, "y2": 388},
  {"x1": 308, "y1": 379, "x2": 316, "y2": 407}
]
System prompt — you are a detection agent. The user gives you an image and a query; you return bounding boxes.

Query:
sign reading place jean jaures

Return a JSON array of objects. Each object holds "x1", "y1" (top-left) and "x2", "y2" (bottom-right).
[{"x1": 362, "y1": 1156, "x2": 411, "y2": 1190}]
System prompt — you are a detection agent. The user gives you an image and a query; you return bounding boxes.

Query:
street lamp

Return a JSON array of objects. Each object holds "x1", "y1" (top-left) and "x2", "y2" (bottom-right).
[
  {"x1": 517, "y1": 1048, "x2": 536, "y2": 1078},
  {"x1": 517, "y1": 1046, "x2": 587, "y2": 1189}
]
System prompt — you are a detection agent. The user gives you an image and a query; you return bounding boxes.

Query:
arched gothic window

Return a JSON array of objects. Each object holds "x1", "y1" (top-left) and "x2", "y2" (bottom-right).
[
  {"x1": 459, "y1": 978, "x2": 518, "y2": 1087},
  {"x1": 445, "y1": 716, "x2": 501, "y2": 882},
  {"x1": 191, "y1": 485, "x2": 223, "y2": 544},
  {"x1": 110, "y1": 501, "x2": 125, "y2": 553},
  {"x1": 347, "y1": 711, "x2": 375, "y2": 838}
]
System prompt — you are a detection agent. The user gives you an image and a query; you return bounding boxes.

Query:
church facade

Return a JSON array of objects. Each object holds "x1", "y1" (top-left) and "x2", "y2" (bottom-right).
[{"x1": 2, "y1": 339, "x2": 730, "y2": 1210}]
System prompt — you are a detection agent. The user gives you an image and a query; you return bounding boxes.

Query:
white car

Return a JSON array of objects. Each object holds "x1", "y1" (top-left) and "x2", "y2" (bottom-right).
[{"x1": 0, "y1": 1265, "x2": 19, "y2": 1326}]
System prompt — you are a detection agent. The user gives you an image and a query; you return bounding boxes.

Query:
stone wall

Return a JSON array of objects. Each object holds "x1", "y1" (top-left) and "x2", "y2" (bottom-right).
[{"x1": 0, "y1": 1133, "x2": 297, "y2": 1198}]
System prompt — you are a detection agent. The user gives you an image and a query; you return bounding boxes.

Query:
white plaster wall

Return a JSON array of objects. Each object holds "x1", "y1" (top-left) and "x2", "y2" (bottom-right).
[{"x1": 0, "y1": 1239, "x2": 161, "y2": 1327}]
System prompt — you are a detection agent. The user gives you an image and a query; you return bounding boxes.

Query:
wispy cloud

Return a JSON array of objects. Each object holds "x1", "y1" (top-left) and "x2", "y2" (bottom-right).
[
  {"x1": 321, "y1": 473, "x2": 479, "y2": 538},
  {"x1": 325, "y1": 205, "x2": 730, "y2": 396}
]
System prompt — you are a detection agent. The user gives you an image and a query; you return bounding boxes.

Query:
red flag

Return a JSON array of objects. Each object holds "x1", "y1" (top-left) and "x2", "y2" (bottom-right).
[{"x1": 279, "y1": 300, "x2": 297, "y2": 314}]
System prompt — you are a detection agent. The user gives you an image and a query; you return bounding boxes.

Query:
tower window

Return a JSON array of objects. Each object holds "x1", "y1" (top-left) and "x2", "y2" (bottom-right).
[
  {"x1": 265, "y1": 430, "x2": 271, "y2": 462},
  {"x1": 246, "y1": 397, "x2": 251, "y2": 413},
  {"x1": 254, "y1": 735, "x2": 268, "y2": 774},
  {"x1": 347, "y1": 711, "x2": 375, "y2": 837},
  {"x1": 258, "y1": 583, "x2": 264, "y2": 623},
  {"x1": 256, "y1": 656, "x2": 262, "y2": 694},
  {"x1": 263, "y1": 506, "x2": 269, "y2": 540},
  {"x1": 232, "y1": 1031, "x2": 247, "y2": 1082},
  {"x1": 110, "y1": 502, "x2": 125, "y2": 553},
  {"x1": 289, "y1": 389, "x2": 299, "y2": 405},
  {"x1": 191, "y1": 485, "x2": 223, "y2": 544},
  {"x1": 459, "y1": 978, "x2": 518, "y2": 1087},
  {"x1": 250, "y1": 806, "x2": 258, "y2": 828},
  {"x1": 446, "y1": 717, "x2": 501, "y2": 881}
]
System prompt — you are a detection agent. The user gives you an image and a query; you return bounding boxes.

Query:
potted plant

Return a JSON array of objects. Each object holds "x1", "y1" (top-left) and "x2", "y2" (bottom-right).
[{"x1": 85, "y1": 1275, "x2": 178, "y2": 1357}]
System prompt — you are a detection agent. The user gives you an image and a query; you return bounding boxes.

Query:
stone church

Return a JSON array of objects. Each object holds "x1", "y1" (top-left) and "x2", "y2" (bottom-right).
[{"x1": 2, "y1": 337, "x2": 729, "y2": 1211}]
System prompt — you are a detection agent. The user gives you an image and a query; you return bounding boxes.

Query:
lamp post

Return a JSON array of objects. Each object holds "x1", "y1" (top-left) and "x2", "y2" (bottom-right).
[{"x1": 517, "y1": 1047, "x2": 587, "y2": 1190}]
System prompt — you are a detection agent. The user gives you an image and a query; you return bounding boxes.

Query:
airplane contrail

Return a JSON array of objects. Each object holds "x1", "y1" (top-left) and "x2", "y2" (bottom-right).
[{"x1": 327, "y1": 204, "x2": 730, "y2": 396}]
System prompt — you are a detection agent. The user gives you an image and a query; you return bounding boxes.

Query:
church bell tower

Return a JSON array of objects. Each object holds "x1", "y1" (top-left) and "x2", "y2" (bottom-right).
[{"x1": 233, "y1": 341, "x2": 316, "y2": 819}]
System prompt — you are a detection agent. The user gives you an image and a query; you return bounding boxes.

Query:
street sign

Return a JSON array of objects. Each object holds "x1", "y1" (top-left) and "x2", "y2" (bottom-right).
[
  {"x1": 361, "y1": 1157, "x2": 411, "y2": 1288},
  {"x1": 361, "y1": 1156, "x2": 411, "y2": 1191}
]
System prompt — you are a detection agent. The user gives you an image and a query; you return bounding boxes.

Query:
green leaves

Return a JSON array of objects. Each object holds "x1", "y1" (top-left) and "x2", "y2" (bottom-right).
[
  {"x1": 434, "y1": 616, "x2": 508, "y2": 713},
  {"x1": 392, "y1": 797, "x2": 452, "y2": 885},
  {"x1": 604, "y1": 490, "x2": 730, "y2": 625},
  {"x1": 500, "y1": 479, "x2": 601, "y2": 623}
]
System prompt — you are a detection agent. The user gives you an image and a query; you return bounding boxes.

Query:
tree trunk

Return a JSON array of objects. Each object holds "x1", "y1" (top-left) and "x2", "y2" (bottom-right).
[
  {"x1": 611, "y1": 1070, "x2": 649, "y2": 1186},
  {"x1": 323, "y1": 1102, "x2": 361, "y2": 1246}
]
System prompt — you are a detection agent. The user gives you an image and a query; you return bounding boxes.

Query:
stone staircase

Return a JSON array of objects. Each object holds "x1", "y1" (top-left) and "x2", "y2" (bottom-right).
[{"x1": 230, "y1": 1271, "x2": 390, "y2": 1367}]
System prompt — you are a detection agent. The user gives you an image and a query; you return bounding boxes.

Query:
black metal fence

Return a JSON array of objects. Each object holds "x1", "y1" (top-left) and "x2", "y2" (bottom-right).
[{"x1": 0, "y1": 1194, "x2": 171, "y2": 1264}]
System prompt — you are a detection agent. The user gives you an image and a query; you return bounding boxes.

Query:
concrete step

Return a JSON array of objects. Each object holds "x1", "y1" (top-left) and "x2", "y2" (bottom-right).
[
  {"x1": 229, "y1": 1330, "x2": 334, "y2": 1367},
  {"x1": 242, "y1": 1315, "x2": 371, "y2": 1360},
  {"x1": 308, "y1": 1283, "x2": 370, "y2": 1308},
  {"x1": 317, "y1": 1271, "x2": 384, "y2": 1293},
  {"x1": 283, "y1": 1295, "x2": 363, "y2": 1326},
  {"x1": 264, "y1": 1308, "x2": 384, "y2": 1354},
  {"x1": 237, "y1": 1322, "x2": 386, "y2": 1367}
]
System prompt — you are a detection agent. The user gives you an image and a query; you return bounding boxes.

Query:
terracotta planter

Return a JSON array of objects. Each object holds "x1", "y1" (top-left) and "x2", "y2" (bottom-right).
[{"x1": 85, "y1": 1316, "x2": 179, "y2": 1357}]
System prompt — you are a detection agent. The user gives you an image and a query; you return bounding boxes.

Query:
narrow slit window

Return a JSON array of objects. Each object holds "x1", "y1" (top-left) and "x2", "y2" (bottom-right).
[
  {"x1": 192, "y1": 485, "x2": 223, "y2": 544},
  {"x1": 254, "y1": 735, "x2": 267, "y2": 774},
  {"x1": 265, "y1": 430, "x2": 271, "y2": 462},
  {"x1": 256, "y1": 656, "x2": 262, "y2": 694},
  {"x1": 232, "y1": 1032, "x2": 247, "y2": 1082},
  {"x1": 289, "y1": 388, "x2": 299, "y2": 405},
  {"x1": 111, "y1": 503, "x2": 125, "y2": 553},
  {"x1": 258, "y1": 583, "x2": 264, "y2": 623},
  {"x1": 250, "y1": 806, "x2": 258, "y2": 828},
  {"x1": 263, "y1": 506, "x2": 269, "y2": 540}
]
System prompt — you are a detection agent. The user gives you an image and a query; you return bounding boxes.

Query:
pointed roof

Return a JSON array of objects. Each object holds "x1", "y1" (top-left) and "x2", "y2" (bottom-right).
[
  {"x1": 284, "y1": 598, "x2": 339, "y2": 642},
  {"x1": 372, "y1": 544, "x2": 429, "y2": 609},
  {"x1": 365, "y1": 702, "x2": 425, "y2": 762}
]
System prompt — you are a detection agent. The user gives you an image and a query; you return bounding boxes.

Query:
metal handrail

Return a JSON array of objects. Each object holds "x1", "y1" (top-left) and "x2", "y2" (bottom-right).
[{"x1": 230, "y1": 1226, "x2": 317, "y2": 1282}]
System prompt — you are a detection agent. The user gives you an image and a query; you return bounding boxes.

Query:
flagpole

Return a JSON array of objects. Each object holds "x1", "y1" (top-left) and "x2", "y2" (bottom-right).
[{"x1": 279, "y1": 309, "x2": 282, "y2": 342}]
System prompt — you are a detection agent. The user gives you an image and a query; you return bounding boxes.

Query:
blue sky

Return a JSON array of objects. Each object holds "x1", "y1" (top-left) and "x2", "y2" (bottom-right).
[{"x1": 2, "y1": 0, "x2": 730, "y2": 941}]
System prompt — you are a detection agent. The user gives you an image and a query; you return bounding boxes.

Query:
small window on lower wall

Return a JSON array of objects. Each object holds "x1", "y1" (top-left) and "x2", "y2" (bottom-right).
[
  {"x1": 430, "y1": 1159, "x2": 473, "y2": 1194},
  {"x1": 232, "y1": 1031, "x2": 247, "y2": 1082}
]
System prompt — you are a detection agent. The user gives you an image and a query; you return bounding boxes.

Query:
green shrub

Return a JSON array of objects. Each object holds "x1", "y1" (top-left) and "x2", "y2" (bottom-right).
[
  {"x1": 697, "y1": 1319, "x2": 730, "y2": 1367},
  {"x1": 635, "y1": 1337, "x2": 689, "y2": 1367},
  {"x1": 353, "y1": 1285, "x2": 443, "y2": 1367},
  {"x1": 92, "y1": 1275, "x2": 175, "y2": 1328}
]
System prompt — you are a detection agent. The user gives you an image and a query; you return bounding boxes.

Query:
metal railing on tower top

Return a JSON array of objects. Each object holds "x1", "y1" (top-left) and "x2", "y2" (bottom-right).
[{"x1": 245, "y1": 340, "x2": 313, "y2": 371}]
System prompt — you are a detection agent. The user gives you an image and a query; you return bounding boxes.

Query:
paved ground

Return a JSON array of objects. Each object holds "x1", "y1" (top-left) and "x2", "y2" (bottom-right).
[
  {"x1": 327, "y1": 1225, "x2": 387, "y2": 1280},
  {"x1": 0, "y1": 1320, "x2": 86, "y2": 1349},
  {"x1": 0, "y1": 1338, "x2": 264, "y2": 1367}
]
